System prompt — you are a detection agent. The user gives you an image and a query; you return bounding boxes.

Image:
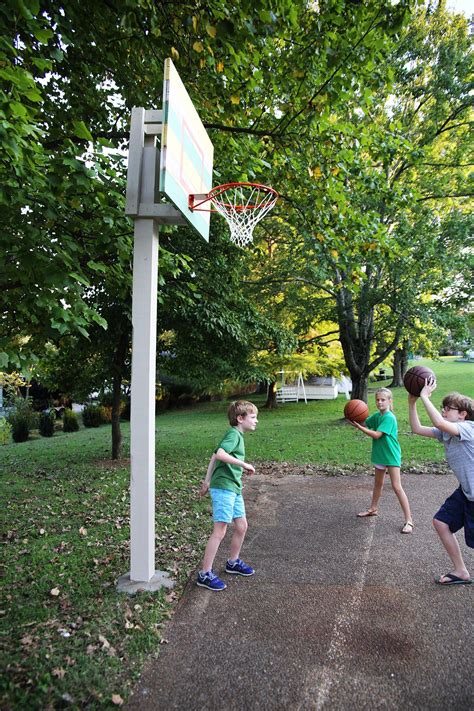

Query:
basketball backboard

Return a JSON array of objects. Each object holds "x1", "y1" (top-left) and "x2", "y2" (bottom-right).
[{"x1": 159, "y1": 58, "x2": 214, "y2": 241}]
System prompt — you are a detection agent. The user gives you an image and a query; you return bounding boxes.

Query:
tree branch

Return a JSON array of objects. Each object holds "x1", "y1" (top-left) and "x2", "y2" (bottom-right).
[
  {"x1": 417, "y1": 192, "x2": 474, "y2": 201},
  {"x1": 301, "y1": 330, "x2": 340, "y2": 346},
  {"x1": 436, "y1": 121, "x2": 472, "y2": 136},
  {"x1": 418, "y1": 162, "x2": 474, "y2": 168}
]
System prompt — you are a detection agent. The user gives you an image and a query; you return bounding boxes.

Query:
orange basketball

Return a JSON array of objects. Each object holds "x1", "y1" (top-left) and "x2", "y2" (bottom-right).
[{"x1": 344, "y1": 399, "x2": 369, "y2": 423}]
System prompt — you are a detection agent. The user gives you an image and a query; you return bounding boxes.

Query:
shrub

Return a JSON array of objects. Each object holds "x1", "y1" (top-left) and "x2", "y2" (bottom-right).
[
  {"x1": 120, "y1": 400, "x2": 131, "y2": 420},
  {"x1": 9, "y1": 413, "x2": 30, "y2": 442},
  {"x1": 62, "y1": 408, "x2": 79, "y2": 432},
  {"x1": 39, "y1": 410, "x2": 55, "y2": 437},
  {"x1": 100, "y1": 405, "x2": 112, "y2": 423},
  {"x1": 7, "y1": 398, "x2": 33, "y2": 443},
  {"x1": 82, "y1": 404, "x2": 104, "y2": 428},
  {"x1": 29, "y1": 411, "x2": 40, "y2": 430},
  {"x1": 98, "y1": 391, "x2": 115, "y2": 407},
  {"x1": 0, "y1": 418, "x2": 12, "y2": 445}
]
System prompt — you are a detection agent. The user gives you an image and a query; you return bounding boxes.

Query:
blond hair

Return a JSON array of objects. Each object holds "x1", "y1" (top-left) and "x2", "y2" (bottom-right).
[
  {"x1": 375, "y1": 387, "x2": 394, "y2": 411},
  {"x1": 227, "y1": 400, "x2": 258, "y2": 426},
  {"x1": 442, "y1": 392, "x2": 474, "y2": 421}
]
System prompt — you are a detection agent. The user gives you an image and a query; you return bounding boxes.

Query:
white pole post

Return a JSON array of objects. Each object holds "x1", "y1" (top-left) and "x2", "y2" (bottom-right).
[
  {"x1": 130, "y1": 216, "x2": 159, "y2": 582},
  {"x1": 129, "y1": 125, "x2": 160, "y2": 584},
  {"x1": 117, "y1": 108, "x2": 176, "y2": 592}
]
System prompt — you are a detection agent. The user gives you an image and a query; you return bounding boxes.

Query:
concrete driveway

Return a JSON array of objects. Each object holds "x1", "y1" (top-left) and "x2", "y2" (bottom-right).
[{"x1": 128, "y1": 472, "x2": 473, "y2": 710}]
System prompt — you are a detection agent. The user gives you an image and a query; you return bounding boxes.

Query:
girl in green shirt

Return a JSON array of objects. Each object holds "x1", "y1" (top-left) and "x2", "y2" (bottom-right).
[{"x1": 349, "y1": 388, "x2": 414, "y2": 534}]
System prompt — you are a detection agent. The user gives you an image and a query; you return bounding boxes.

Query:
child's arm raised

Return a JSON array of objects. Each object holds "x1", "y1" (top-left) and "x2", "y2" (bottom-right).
[
  {"x1": 408, "y1": 393, "x2": 436, "y2": 438},
  {"x1": 418, "y1": 380, "x2": 461, "y2": 437}
]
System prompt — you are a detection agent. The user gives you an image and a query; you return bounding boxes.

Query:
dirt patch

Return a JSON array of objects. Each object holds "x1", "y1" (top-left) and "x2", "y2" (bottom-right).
[
  {"x1": 255, "y1": 460, "x2": 451, "y2": 478},
  {"x1": 95, "y1": 458, "x2": 130, "y2": 470}
]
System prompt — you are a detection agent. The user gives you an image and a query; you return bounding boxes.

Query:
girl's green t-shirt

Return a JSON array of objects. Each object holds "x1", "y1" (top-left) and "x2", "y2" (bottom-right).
[
  {"x1": 210, "y1": 426, "x2": 245, "y2": 494},
  {"x1": 365, "y1": 410, "x2": 401, "y2": 467}
]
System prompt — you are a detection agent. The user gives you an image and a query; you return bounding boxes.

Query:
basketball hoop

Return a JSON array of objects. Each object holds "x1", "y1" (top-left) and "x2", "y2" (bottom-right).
[{"x1": 189, "y1": 182, "x2": 279, "y2": 247}]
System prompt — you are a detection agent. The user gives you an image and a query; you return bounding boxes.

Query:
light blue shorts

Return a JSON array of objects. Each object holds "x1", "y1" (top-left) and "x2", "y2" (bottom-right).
[{"x1": 210, "y1": 488, "x2": 246, "y2": 523}]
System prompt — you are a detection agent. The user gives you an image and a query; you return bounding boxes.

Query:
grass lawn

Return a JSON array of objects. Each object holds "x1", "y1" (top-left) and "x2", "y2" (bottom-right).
[{"x1": 1, "y1": 357, "x2": 472, "y2": 708}]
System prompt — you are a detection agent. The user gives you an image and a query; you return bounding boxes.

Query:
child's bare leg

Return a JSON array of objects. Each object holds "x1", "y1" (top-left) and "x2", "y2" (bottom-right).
[
  {"x1": 358, "y1": 467, "x2": 385, "y2": 516},
  {"x1": 388, "y1": 467, "x2": 413, "y2": 530},
  {"x1": 229, "y1": 516, "x2": 248, "y2": 561},
  {"x1": 202, "y1": 522, "x2": 227, "y2": 572},
  {"x1": 433, "y1": 519, "x2": 470, "y2": 581}
]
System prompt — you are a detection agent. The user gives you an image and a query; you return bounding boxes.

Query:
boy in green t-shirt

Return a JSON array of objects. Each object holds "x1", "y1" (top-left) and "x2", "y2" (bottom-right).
[
  {"x1": 349, "y1": 388, "x2": 414, "y2": 534},
  {"x1": 197, "y1": 400, "x2": 258, "y2": 591}
]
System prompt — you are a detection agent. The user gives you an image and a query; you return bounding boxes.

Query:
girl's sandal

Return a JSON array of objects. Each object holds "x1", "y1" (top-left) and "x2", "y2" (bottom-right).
[
  {"x1": 401, "y1": 522, "x2": 414, "y2": 534},
  {"x1": 357, "y1": 509, "x2": 378, "y2": 517}
]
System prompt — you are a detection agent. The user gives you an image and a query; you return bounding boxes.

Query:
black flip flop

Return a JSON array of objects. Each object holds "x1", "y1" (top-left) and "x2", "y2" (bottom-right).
[{"x1": 435, "y1": 573, "x2": 472, "y2": 585}]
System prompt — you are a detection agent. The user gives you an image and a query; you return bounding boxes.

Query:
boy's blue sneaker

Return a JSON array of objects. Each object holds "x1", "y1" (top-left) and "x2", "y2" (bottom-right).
[
  {"x1": 225, "y1": 558, "x2": 255, "y2": 576},
  {"x1": 196, "y1": 570, "x2": 226, "y2": 591}
]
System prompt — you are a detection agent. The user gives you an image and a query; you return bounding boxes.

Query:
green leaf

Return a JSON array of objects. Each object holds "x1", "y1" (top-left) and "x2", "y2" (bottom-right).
[
  {"x1": 9, "y1": 102, "x2": 28, "y2": 118},
  {"x1": 24, "y1": 88, "x2": 43, "y2": 102},
  {"x1": 90, "y1": 313, "x2": 108, "y2": 329},
  {"x1": 87, "y1": 260, "x2": 107, "y2": 273},
  {"x1": 69, "y1": 272, "x2": 90, "y2": 287},
  {"x1": 33, "y1": 27, "x2": 54, "y2": 44},
  {"x1": 31, "y1": 58, "x2": 52, "y2": 73},
  {"x1": 50, "y1": 320, "x2": 68, "y2": 335},
  {"x1": 72, "y1": 121, "x2": 93, "y2": 141}
]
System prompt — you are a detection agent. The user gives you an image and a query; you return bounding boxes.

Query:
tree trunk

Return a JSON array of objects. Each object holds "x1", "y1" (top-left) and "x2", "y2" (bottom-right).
[
  {"x1": 335, "y1": 280, "x2": 373, "y2": 404},
  {"x1": 110, "y1": 330, "x2": 130, "y2": 460},
  {"x1": 265, "y1": 381, "x2": 278, "y2": 409},
  {"x1": 350, "y1": 373, "x2": 368, "y2": 402},
  {"x1": 111, "y1": 374, "x2": 122, "y2": 460},
  {"x1": 390, "y1": 342, "x2": 408, "y2": 388}
]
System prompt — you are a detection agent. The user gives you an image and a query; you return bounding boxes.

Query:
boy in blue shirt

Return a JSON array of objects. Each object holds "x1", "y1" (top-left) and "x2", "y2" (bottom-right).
[{"x1": 197, "y1": 400, "x2": 258, "y2": 591}]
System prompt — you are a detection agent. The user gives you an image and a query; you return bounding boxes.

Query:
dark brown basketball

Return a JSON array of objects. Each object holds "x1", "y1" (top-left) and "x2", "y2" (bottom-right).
[
  {"x1": 403, "y1": 365, "x2": 435, "y2": 396},
  {"x1": 344, "y1": 399, "x2": 369, "y2": 423}
]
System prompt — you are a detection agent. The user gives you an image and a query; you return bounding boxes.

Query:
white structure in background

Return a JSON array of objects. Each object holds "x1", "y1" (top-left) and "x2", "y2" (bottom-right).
[
  {"x1": 337, "y1": 374, "x2": 352, "y2": 400},
  {"x1": 276, "y1": 372, "x2": 307, "y2": 403},
  {"x1": 276, "y1": 372, "x2": 352, "y2": 402}
]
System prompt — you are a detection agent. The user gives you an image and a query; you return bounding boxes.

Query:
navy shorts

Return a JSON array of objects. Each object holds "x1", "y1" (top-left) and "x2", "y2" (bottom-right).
[{"x1": 434, "y1": 486, "x2": 474, "y2": 548}]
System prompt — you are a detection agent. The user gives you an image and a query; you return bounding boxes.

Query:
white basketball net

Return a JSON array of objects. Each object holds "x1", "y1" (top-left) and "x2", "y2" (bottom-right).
[{"x1": 210, "y1": 183, "x2": 278, "y2": 248}]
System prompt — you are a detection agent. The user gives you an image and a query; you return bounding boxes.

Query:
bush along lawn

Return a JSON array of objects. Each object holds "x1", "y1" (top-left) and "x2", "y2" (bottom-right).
[{"x1": 1, "y1": 357, "x2": 472, "y2": 707}]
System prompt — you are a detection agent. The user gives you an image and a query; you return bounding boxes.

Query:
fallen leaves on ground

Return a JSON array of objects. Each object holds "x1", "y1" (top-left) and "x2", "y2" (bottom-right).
[{"x1": 254, "y1": 460, "x2": 451, "y2": 478}]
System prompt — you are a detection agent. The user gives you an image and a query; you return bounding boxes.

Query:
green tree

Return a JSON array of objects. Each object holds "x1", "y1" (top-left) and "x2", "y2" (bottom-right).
[
  {"x1": 6, "y1": 0, "x2": 457, "y2": 414},
  {"x1": 1, "y1": 0, "x2": 306, "y2": 371},
  {"x1": 249, "y1": 2, "x2": 472, "y2": 401},
  {"x1": 0, "y1": 1, "x2": 113, "y2": 368}
]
